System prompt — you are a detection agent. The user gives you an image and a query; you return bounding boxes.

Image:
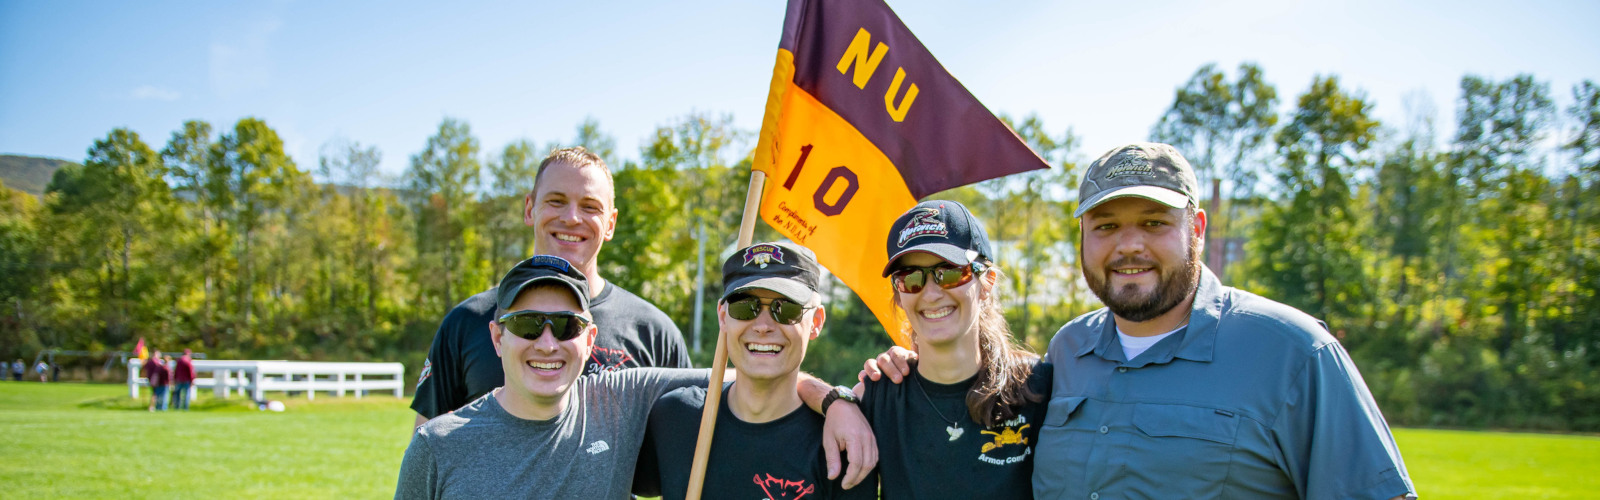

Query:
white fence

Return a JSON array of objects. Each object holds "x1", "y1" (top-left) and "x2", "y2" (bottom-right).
[{"x1": 128, "y1": 359, "x2": 405, "y2": 401}]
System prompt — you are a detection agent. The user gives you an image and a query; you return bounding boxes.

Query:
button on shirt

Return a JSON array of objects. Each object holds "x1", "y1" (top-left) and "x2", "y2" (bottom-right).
[{"x1": 1033, "y1": 268, "x2": 1416, "y2": 500}]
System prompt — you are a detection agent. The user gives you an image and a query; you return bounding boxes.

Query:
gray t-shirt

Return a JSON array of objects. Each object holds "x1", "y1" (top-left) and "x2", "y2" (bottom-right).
[{"x1": 396, "y1": 368, "x2": 709, "y2": 500}]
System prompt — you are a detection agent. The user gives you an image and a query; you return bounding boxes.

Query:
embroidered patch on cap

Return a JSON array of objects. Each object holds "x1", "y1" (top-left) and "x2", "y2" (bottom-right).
[
  {"x1": 897, "y1": 207, "x2": 948, "y2": 247},
  {"x1": 529, "y1": 255, "x2": 572, "y2": 272},
  {"x1": 1105, "y1": 148, "x2": 1154, "y2": 178},
  {"x1": 743, "y1": 244, "x2": 786, "y2": 269}
]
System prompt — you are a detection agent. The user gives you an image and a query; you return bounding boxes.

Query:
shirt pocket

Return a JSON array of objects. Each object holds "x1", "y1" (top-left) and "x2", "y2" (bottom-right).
[
  {"x1": 1127, "y1": 403, "x2": 1239, "y2": 487},
  {"x1": 1043, "y1": 396, "x2": 1087, "y2": 427}
]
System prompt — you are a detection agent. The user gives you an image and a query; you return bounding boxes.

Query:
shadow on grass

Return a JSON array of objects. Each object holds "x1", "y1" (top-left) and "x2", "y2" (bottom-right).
[{"x1": 78, "y1": 395, "x2": 258, "y2": 412}]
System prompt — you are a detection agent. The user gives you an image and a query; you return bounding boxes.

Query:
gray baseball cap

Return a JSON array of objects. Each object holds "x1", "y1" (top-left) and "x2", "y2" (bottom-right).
[{"x1": 1073, "y1": 142, "x2": 1199, "y2": 218}]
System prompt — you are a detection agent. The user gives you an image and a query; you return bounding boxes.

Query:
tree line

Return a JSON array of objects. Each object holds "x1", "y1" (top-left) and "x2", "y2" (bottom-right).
[{"x1": 1, "y1": 65, "x2": 1595, "y2": 430}]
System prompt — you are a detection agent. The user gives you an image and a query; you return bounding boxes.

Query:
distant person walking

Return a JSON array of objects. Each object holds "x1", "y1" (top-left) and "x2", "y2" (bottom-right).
[
  {"x1": 170, "y1": 349, "x2": 197, "y2": 410},
  {"x1": 10, "y1": 359, "x2": 22, "y2": 381},
  {"x1": 141, "y1": 350, "x2": 172, "y2": 411},
  {"x1": 34, "y1": 360, "x2": 48, "y2": 383}
]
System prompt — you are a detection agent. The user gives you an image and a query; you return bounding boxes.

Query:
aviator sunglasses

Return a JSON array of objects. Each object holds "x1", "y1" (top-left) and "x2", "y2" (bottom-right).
[
  {"x1": 725, "y1": 295, "x2": 809, "y2": 325},
  {"x1": 497, "y1": 310, "x2": 592, "y2": 342},
  {"x1": 890, "y1": 262, "x2": 985, "y2": 294}
]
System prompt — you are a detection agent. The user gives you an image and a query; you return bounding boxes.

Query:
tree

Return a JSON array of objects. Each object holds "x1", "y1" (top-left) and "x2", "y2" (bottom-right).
[
  {"x1": 161, "y1": 120, "x2": 230, "y2": 342},
  {"x1": 404, "y1": 118, "x2": 482, "y2": 313},
  {"x1": 1151, "y1": 63, "x2": 1279, "y2": 276},
  {"x1": 1451, "y1": 75, "x2": 1556, "y2": 355},
  {"x1": 215, "y1": 118, "x2": 305, "y2": 327},
  {"x1": 1249, "y1": 75, "x2": 1378, "y2": 328},
  {"x1": 484, "y1": 138, "x2": 539, "y2": 278}
]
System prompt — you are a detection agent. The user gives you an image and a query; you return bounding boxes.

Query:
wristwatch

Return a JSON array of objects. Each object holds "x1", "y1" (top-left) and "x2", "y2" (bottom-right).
[{"x1": 820, "y1": 385, "x2": 860, "y2": 414}]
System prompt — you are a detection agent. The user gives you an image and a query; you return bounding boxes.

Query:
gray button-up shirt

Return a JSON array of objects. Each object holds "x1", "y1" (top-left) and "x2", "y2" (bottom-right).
[{"x1": 1034, "y1": 269, "x2": 1416, "y2": 499}]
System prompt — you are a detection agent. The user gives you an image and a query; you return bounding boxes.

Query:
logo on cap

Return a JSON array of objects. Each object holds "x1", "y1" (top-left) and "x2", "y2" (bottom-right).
[
  {"x1": 897, "y1": 207, "x2": 947, "y2": 248},
  {"x1": 529, "y1": 255, "x2": 572, "y2": 272},
  {"x1": 743, "y1": 244, "x2": 786, "y2": 269},
  {"x1": 1105, "y1": 149, "x2": 1154, "y2": 179}
]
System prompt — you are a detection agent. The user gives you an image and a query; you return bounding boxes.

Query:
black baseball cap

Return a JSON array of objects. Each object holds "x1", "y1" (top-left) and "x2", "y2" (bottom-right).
[
  {"x1": 882, "y1": 200, "x2": 994, "y2": 276},
  {"x1": 722, "y1": 242, "x2": 822, "y2": 304},
  {"x1": 1074, "y1": 142, "x2": 1199, "y2": 218},
  {"x1": 496, "y1": 255, "x2": 591, "y2": 314}
]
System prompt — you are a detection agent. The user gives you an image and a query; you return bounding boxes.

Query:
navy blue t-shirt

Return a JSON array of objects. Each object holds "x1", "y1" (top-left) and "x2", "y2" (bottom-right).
[{"x1": 862, "y1": 361, "x2": 1052, "y2": 500}]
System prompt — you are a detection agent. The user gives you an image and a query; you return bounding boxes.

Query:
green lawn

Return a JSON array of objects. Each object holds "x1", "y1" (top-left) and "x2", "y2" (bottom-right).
[
  {"x1": 1, "y1": 382, "x2": 1597, "y2": 498},
  {"x1": 0, "y1": 382, "x2": 413, "y2": 498}
]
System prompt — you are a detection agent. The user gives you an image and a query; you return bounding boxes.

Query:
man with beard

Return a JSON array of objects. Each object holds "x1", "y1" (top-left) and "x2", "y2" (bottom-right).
[{"x1": 1032, "y1": 143, "x2": 1416, "y2": 499}]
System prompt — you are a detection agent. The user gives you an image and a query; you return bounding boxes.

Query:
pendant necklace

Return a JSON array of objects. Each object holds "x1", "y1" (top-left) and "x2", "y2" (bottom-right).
[{"x1": 913, "y1": 374, "x2": 964, "y2": 442}]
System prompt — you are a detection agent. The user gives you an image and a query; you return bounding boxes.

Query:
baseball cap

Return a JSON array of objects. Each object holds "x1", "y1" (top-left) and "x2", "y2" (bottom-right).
[
  {"x1": 496, "y1": 255, "x2": 591, "y2": 313},
  {"x1": 1073, "y1": 142, "x2": 1199, "y2": 218},
  {"x1": 722, "y1": 242, "x2": 822, "y2": 303},
  {"x1": 881, "y1": 200, "x2": 994, "y2": 276}
]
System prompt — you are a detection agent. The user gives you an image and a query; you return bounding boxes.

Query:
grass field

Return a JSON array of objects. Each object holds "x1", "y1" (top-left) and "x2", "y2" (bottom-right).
[{"x1": 2, "y1": 382, "x2": 1597, "y2": 498}]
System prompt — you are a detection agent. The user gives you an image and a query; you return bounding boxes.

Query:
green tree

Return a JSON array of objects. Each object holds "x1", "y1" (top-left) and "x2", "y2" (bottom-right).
[
  {"x1": 404, "y1": 118, "x2": 482, "y2": 313},
  {"x1": 1151, "y1": 63, "x2": 1279, "y2": 276},
  {"x1": 1249, "y1": 75, "x2": 1378, "y2": 329},
  {"x1": 1452, "y1": 75, "x2": 1556, "y2": 355},
  {"x1": 215, "y1": 118, "x2": 304, "y2": 328}
]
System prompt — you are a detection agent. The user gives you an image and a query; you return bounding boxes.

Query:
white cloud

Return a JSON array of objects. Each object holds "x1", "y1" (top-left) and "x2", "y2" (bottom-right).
[{"x1": 130, "y1": 85, "x2": 181, "y2": 101}]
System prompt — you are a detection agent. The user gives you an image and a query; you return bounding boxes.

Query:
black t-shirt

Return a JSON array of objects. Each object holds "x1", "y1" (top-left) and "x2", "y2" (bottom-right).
[
  {"x1": 861, "y1": 361, "x2": 1053, "y2": 500},
  {"x1": 410, "y1": 281, "x2": 692, "y2": 419},
  {"x1": 636, "y1": 383, "x2": 877, "y2": 500}
]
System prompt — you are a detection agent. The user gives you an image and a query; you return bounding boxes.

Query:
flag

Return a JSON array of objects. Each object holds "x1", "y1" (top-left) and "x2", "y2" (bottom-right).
[
  {"x1": 134, "y1": 338, "x2": 148, "y2": 361},
  {"x1": 752, "y1": 0, "x2": 1049, "y2": 346}
]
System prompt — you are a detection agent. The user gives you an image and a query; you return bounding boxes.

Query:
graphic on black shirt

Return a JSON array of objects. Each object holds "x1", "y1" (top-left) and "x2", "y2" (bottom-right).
[
  {"x1": 753, "y1": 473, "x2": 815, "y2": 500},
  {"x1": 860, "y1": 362, "x2": 1052, "y2": 499},
  {"x1": 587, "y1": 346, "x2": 637, "y2": 375},
  {"x1": 980, "y1": 418, "x2": 1030, "y2": 454},
  {"x1": 636, "y1": 385, "x2": 875, "y2": 500}
]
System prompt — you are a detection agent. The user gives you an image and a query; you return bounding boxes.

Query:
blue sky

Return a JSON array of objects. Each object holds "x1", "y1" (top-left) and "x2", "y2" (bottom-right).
[{"x1": 2, "y1": 0, "x2": 1597, "y2": 180}]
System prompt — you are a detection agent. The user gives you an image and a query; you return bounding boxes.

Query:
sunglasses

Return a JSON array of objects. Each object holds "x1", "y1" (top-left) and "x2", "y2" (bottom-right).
[
  {"x1": 497, "y1": 310, "x2": 592, "y2": 342},
  {"x1": 725, "y1": 295, "x2": 810, "y2": 325},
  {"x1": 890, "y1": 263, "x2": 981, "y2": 294}
]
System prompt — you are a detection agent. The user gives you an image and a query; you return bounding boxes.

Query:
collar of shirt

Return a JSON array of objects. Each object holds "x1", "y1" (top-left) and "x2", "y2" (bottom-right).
[{"x1": 1075, "y1": 267, "x2": 1226, "y2": 366}]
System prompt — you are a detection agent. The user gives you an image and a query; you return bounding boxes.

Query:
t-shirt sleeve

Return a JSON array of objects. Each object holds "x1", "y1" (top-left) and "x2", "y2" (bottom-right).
[
  {"x1": 410, "y1": 310, "x2": 469, "y2": 419},
  {"x1": 632, "y1": 387, "x2": 700, "y2": 497},
  {"x1": 621, "y1": 368, "x2": 712, "y2": 406},
  {"x1": 395, "y1": 430, "x2": 439, "y2": 500},
  {"x1": 1271, "y1": 342, "x2": 1416, "y2": 500},
  {"x1": 657, "y1": 320, "x2": 692, "y2": 369}
]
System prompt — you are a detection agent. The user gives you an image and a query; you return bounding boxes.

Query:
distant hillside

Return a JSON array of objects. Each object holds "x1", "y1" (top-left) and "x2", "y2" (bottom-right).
[{"x1": 0, "y1": 154, "x2": 77, "y2": 197}]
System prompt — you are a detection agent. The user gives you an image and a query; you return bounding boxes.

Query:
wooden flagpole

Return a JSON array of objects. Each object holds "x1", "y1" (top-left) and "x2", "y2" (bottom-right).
[{"x1": 685, "y1": 170, "x2": 767, "y2": 500}]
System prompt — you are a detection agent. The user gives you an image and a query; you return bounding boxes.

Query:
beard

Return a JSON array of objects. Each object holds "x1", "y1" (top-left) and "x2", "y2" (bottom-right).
[{"x1": 1082, "y1": 233, "x2": 1203, "y2": 322}]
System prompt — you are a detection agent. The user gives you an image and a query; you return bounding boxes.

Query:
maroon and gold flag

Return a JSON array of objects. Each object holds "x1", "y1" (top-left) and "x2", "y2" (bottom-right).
[{"x1": 752, "y1": 0, "x2": 1050, "y2": 347}]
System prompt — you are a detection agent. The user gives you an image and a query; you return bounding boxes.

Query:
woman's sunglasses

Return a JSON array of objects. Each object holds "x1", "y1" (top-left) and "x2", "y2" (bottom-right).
[
  {"x1": 890, "y1": 263, "x2": 982, "y2": 294},
  {"x1": 497, "y1": 310, "x2": 592, "y2": 342},
  {"x1": 725, "y1": 295, "x2": 809, "y2": 325}
]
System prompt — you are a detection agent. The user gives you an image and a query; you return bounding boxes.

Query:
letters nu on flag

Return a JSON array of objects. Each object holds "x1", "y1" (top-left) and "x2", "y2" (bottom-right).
[{"x1": 752, "y1": 0, "x2": 1050, "y2": 346}]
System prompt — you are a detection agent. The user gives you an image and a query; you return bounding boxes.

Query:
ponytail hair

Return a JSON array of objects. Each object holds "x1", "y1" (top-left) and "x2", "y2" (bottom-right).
[{"x1": 963, "y1": 263, "x2": 1043, "y2": 427}]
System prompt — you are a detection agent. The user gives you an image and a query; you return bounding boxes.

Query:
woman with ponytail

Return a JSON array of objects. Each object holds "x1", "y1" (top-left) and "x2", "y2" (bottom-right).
[{"x1": 854, "y1": 200, "x2": 1050, "y2": 499}]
